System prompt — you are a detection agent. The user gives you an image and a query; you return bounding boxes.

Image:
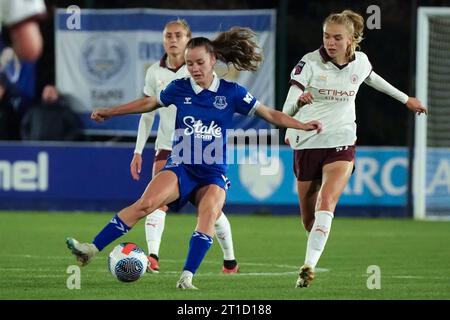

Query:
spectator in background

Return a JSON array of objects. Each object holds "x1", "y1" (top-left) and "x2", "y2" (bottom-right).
[
  {"x1": 0, "y1": 75, "x2": 20, "y2": 139},
  {"x1": 20, "y1": 84, "x2": 81, "y2": 141},
  {"x1": 0, "y1": 72, "x2": 32, "y2": 140},
  {"x1": 0, "y1": 0, "x2": 47, "y2": 140}
]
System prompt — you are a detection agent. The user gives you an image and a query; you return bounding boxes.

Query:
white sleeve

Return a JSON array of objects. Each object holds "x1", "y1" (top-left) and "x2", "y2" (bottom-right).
[
  {"x1": 135, "y1": 64, "x2": 159, "y2": 154},
  {"x1": 143, "y1": 66, "x2": 156, "y2": 97},
  {"x1": 289, "y1": 55, "x2": 312, "y2": 91},
  {"x1": 2, "y1": 0, "x2": 46, "y2": 26},
  {"x1": 133, "y1": 112, "x2": 155, "y2": 155},
  {"x1": 282, "y1": 85, "x2": 304, "y2": 116},
  {"x1": 364, "y1": 71, "x2": 409, "y2": 104}
]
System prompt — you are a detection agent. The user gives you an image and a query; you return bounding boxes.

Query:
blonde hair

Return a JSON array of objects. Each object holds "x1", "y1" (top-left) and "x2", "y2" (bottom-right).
[
  {"x1": 324, "y1": 9, "x2": 365, "y2": 58},
  {"x1": 186, "y1": 27, "x2": 263, "y2": 72},
  {"x1": 164, "y1": 18, "x2": 192, "y2": 39}
]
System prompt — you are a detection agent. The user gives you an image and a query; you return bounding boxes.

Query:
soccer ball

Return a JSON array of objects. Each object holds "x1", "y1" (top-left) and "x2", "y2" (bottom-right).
[{"x1": 108, "y1": 242, "x2": 148, "y2": 282}]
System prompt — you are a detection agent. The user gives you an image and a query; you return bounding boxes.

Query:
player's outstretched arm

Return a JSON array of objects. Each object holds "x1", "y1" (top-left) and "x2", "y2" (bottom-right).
[
  {"x1": 364, "y1": 72, "x2": 427, "y2": 115},
  {"x1": 256, "y1": 104, "x2": 322, "y2": 132},
  {"x1": 406, "y1": 97, "x2": 427, "y2": 115},
  {"x1": 91, "y1": 96, "x2": 161, "y2": 122}
]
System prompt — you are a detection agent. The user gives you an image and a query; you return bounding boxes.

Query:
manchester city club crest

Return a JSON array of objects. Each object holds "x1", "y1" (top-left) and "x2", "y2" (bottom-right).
[
  {"x1": 80, "y1": 34, "x2": 129, "y2": 84},
  {"x1": 213, "y1": 96, "x2": 228, "y2": 110}
]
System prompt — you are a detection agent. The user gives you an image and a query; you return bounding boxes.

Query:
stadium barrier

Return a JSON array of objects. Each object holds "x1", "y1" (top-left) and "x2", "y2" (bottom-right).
[{"x1": 0, "y1": 142, "x2": 418, "y2": 217}]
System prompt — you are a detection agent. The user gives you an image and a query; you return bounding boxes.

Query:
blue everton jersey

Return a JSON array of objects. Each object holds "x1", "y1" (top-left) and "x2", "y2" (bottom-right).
[{"x1": 158, "y1": 75, "x2": 259, "y2": 174}]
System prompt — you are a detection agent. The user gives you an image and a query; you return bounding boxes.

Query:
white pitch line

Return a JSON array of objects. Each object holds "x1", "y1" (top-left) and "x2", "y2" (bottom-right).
[
  {"x1": 0, "y1": 270, "x2": 299, "y2": 278},
  {"x1": 145, "y1": 271, "x2": 299, "y2": 277},
  {"x1": 1, "y1": 254, "x2": 69, "y2": 259},
  {"x1": 0, "y1": 268, "x2": 329, "y2": 278},
  {"x1": 390, "y1": 275, "x2": 450, "y2": 280},
  {"x1": 1, "y1": 254, "x2": 314, "y2": 268},
  {"x1": 0, "y1": 255, "x2": 330, "y2": 277},
  {"x1": 360, "y1": 274, "x2": 450, "y2": 280}
]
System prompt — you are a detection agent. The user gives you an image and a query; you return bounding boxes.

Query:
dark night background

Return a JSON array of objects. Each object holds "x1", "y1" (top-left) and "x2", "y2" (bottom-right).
[{"x1": 34, "y1": 0, "x2": 450, "y2": 146}]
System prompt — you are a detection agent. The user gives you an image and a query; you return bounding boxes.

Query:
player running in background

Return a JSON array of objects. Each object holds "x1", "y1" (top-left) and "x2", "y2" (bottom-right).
[
  {"x1": 282, "y1": 9, "x2": 427, "y2": 288},
  {"x1": 67, "y1": 27, "x2": 322, "y2": 289},
  {"x1": 130, "y1": 19, "x2": 240, "y2": 274}
]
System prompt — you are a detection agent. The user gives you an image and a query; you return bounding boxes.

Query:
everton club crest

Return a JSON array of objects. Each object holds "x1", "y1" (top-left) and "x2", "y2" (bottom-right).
[{"x1": 213, "y1": 96, "x2": 228, "y2": 110}]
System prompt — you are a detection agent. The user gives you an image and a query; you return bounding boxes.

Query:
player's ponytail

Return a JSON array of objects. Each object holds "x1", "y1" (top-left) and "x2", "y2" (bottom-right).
[
  {"x1": 186, "y1": 27, "x2": 263, "y2": 72},
  {"x1": 212, "y1": 27, "x2": 263, "y2": 71},
  {"x1": 324, "y1": 9, "x2": 365, "y2": 58}
]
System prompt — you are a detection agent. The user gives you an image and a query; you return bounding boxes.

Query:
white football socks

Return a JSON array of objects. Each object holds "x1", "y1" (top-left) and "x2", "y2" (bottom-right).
[
  {"x1": 304, "y1": 210, "x2": 334, "y2": 268},
  {"x1": 215, "y1": 212, "x2": 236, "y2": 261},
  {"x1": 145, "y1": 209, "x2": 166, "y2": 257}
]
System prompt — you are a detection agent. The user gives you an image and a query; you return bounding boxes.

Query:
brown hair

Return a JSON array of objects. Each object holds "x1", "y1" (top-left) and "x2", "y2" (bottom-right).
[
  {"x1": 164, "y1": 18, "x2": 192, "y2": 39},
  {"x1": 186, "y1": 27, "x2": 263, "y2": 72},
  {"x1": 324, "y1": 9, "x2": 365, "y2": 58}
]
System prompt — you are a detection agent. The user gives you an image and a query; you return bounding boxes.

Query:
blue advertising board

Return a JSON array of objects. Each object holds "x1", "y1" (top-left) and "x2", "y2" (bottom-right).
[
  {"x1": 3, "y1": 142, "x2": 447, "y2": 217},
  {"x1": 0, "y1": 142, "x2": 154, "y2": 211},
  {"x1": 224, "y1": 146, "x2": 410, "y2": 216}
]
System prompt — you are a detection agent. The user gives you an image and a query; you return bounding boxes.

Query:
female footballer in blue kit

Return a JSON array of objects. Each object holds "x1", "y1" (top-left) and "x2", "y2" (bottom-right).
[
  {"x1": 130, "y1": 19, "x2": 240, "y2": 275},
  {"x1": 66, "y1": 27, "x2": 322, "y2": 289}
]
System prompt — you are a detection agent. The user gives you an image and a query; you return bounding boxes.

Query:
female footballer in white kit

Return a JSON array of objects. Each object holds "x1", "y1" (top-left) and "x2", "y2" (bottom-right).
[
  {"x1": 130, "y1": 19, "x2": 240, "y2": 274},
  {"x1": 282, "y1": 9, "x2": 427, "y2": 288}
]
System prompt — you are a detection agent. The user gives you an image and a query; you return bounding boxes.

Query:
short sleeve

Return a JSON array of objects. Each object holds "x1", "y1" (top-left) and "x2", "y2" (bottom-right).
[
  {"x1": 289, "y1": 55, "x2": 312, "y2": 91},
  {"x1": 234, "y1": 83, "x2": 259, "y2": 116},
  {"x1": 2, "y1": 0, "x2": 46, "y2": 26},
  {"x1": 361, "y1": 52, "x2": 373, "y2": 80},
  {"x1": 143, "y1": 65, "x2": 156, "y2": 97},
  {"x1": 158, "y1": 80, "x2": 178, "y2": 107}
]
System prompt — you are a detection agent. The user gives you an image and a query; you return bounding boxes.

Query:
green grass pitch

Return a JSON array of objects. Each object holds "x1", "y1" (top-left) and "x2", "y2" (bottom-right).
[{"x1": 0, "y1": 211, "x2": 449, "y2": 300}]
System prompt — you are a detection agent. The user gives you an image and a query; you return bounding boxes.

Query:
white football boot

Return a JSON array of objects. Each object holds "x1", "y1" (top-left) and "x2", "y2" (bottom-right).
[
  {"x1": 66, "y1": 237, "x2": 99, "y2": 266},
  {"x1": 176, "y1": 271, "x2": 198, "y2": 290},
  {"x1": 295, "y1": 264, "x2": 315, "y2": 288}
]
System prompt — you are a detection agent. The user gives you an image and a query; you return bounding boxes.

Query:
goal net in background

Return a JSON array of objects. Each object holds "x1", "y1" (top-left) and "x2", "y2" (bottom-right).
[{"x1": 414, "y1": 7, "x2": 450, "y2": 220}]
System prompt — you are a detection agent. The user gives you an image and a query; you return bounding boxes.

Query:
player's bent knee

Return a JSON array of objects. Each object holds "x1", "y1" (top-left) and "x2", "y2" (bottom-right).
[{"x1": 136, "y1": 198, "x2": 158, "y2": 216}]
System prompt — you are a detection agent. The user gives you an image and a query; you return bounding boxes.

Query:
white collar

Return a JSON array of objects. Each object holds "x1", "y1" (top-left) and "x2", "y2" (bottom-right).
[{"x1": 190, "y1": 72, "x2": 220, "y2": 94}]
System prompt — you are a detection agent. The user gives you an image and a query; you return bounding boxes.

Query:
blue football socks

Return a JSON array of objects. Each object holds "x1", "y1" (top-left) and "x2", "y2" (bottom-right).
[
  {"x1": 92, "y1": 214, "x2": 131, "y2": 251},
  {"x1": 183, "y1": 231, "x2": 214, "y2": 274}
]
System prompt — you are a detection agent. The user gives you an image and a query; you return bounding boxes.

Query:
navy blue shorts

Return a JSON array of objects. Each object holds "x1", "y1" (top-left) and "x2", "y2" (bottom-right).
[{"x1": 161, "y1": 163, "x2": 231, "y2": 212}]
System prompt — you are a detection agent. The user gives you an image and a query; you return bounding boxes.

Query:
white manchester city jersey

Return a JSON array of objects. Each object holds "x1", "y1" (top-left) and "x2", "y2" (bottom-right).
[
  {"x1": 140, "y1": 57, "x2": 189, "y2": 151},
  {"x1": 286, "y1": 47, "x2": 372, "y2": 150}
]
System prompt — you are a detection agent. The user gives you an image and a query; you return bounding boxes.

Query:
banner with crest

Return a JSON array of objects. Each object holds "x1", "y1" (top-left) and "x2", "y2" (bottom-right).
[{"x1": 55, "y1": 8, "x2": 276, "y2": 136}]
